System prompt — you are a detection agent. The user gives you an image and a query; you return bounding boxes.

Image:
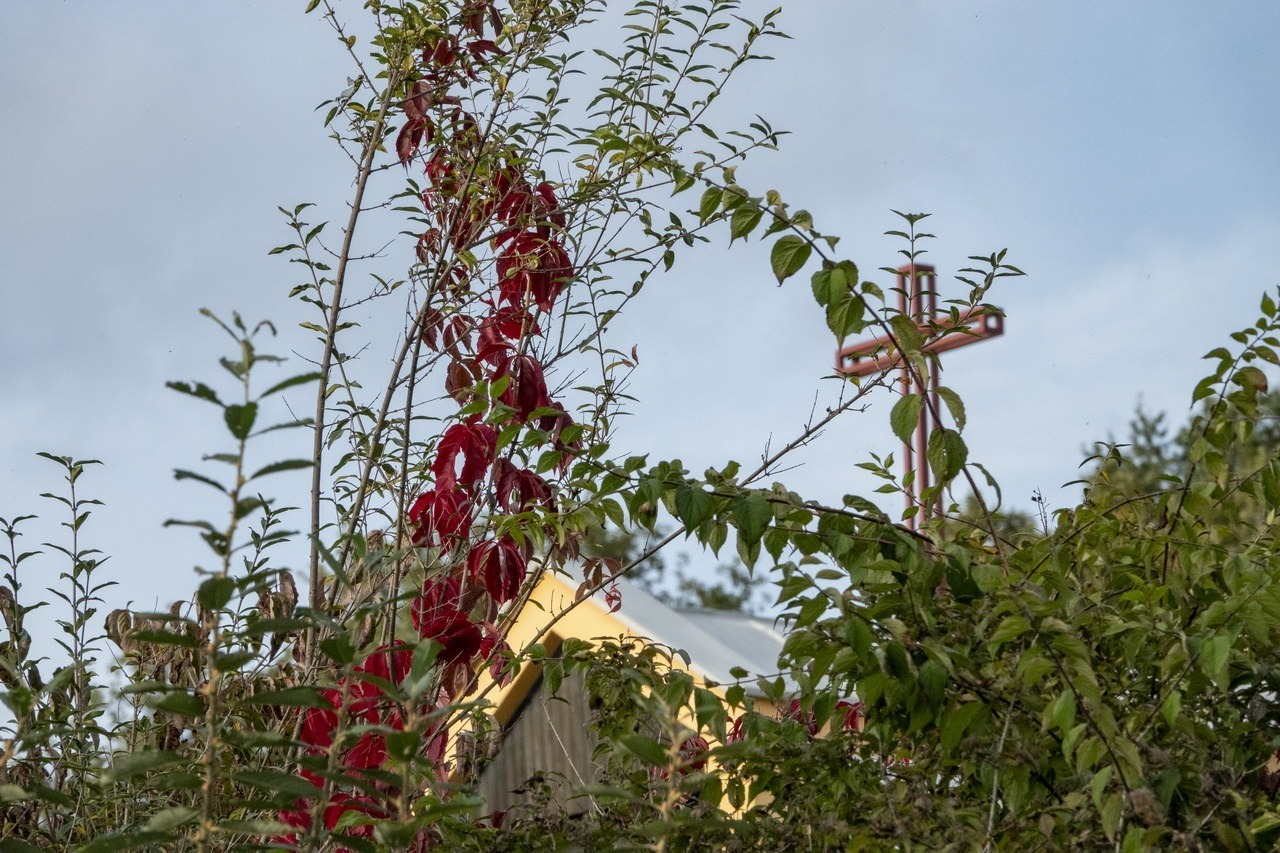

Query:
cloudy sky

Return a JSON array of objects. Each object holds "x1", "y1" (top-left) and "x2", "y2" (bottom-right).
[{"x1": 4, "y1": 2, "x2": 1279, "y2": 634}]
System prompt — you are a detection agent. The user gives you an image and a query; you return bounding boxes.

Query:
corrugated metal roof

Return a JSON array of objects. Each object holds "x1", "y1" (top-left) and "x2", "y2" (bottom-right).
[{"x1": 606, "y1": 577, "x2": 794, "y2": 697}]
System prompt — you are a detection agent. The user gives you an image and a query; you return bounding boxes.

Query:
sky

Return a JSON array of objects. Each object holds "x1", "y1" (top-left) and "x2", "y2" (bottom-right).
[{"x1": 3, "y1": 1, "x2": 1280, "y2": 647}]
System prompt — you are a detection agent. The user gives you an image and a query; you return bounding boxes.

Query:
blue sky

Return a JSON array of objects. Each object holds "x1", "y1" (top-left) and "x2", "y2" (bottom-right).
[{"x1": 3, "y1": 2, "x2": 1279, "y2": 629}]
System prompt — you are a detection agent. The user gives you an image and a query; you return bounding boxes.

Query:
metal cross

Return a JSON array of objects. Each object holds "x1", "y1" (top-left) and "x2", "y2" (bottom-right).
[{"x1": 835, "y1": 263, "x2": 1004, "y2": 528}]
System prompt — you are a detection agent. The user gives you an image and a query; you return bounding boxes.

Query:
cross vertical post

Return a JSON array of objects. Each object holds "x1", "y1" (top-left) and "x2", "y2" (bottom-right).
[{"x1": 835, "y1": 263, "x2": 1005, "y2": 529}]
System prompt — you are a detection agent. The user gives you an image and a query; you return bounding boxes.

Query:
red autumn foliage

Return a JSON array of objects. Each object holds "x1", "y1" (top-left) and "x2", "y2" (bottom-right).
[
  {"x1": 491, "y1": 352, "x2": 551, "y2": 420},
  {"x1": 466, "y1": 39, "x2": 504, "y2": 64},
  {"x1": 423, "y1": 34, "x2": 460, "y2": 69},
  {"x1": 467, "y1": 537, "x2": 526, "y2": 604},
  {"x1": 678, "y1": 735, "x2": 711, "y2": 771},
  {"x1": 300, "y1": 692, "x2": 341, "y2": 750},
  {"x1": 444, "y1": 357, "x2": 483, "y2": 404},
  {"x1": 486, "y1": 306, "x2": 539, "y2": 341},
  {"x1": 726, "y1": 715, "x2": 746, "y2": 745},
  {"x1": 432, "y1": 422, "x2": 498, "y2": 491},
  {"x1": 479, "y1": 625, "x2": 513, "y2": 688},
  {"x1": 495, "y1": 231, "x2": 573, "y2": 313},
  {"x1": 411, "y1": 576, "x2": 482, "y2": 661},
  {"x1": 493, "y1": 180, "x2": 565, "y2": 237},
  {"x1": 284, "y1": 0, "x2": 584, "y2": 825},
  {"x1": 397, "y1": 118, "x2": 432, "y2": 166},
  {"x1": 408, "y1": 486, "x2": 475, "y2": 547},
  {"x1": 420, "y1": 308, "x2": 474, "y2": 355},
  {"x1": 461, "y1": 0, "x2": 503, "y2": 38},
  {"x1": 835, "y1": 699, "x2": 865, "y2": 731},
  {"x1": 492, "y1": 459, "x2": 554, "y2": 514},
  {"x1": 782, "y1": 699, "x2": 821, "y2": 738}
]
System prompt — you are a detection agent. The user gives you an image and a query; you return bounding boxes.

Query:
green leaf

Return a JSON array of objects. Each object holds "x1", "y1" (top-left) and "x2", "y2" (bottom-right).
[
  {"x1": 810, "y1": 268, "x2": 833, "y2": 307},
  {"x1": 172, "y1": 469, "x2": 227, "y2": 494},
  {"x1": 770, "y1": 235, "x2": 811, "y2": 283},
  {"x1": 0, "y1": 785, "x2": 28, "y2": 804},
  {"x1": 732, "y1": 492, "x2": 771, "y2": 545},
  {"x1": 130, "y1": 628, "x2": 199, "y2": 649},
  {"x1": 825, "y1": 293, "x2": 865, "y2": 342},
  {"x1": 936, "y1": 386, "x2": 966, "y2": 431},
  {"x1": 144, "y1": 806, "x2": 198, "y2": 833},
  {"x1": 990, "y1": 615, "x2": 1030, "y2": 646},
  {"x1": 729, "y1": 204, "x2": 763, "y2": 242},
  {"x1": 213, "y1": 650, "x2": 256, "y2": 672},
  {"x1": 321, "y1": 634, "x2": 356, "y2": 666},
  {"x1": 1049, "y1": 690, "x2": 1076, "y2": 732},
  {"x1": 1249, "y1": 811, "x2": 1280, "y2": 835},
  {"x1": 919, "y1": 658, "x2": 947, "y2": 704},
  {"x1": 940, "y1": 701, "x2": 984, "y2": 752},
  {"x1": 197, "y1": 576, "x2": 236, "y2": 611},
  {"x1": 166, "y1": 381, "x2": 223, "y2": 406},
  {"x1": 927, "y1": 428, "x2": 967, "y2": 483},
  {"x1": 890, "y1": 394, "x2": 923, "y2": 445},
  {"x1": 233, "y1": 770, "x2": 322, "y2": 802},
  {"x1": 620, "y1": 734, "x2": 669, "y2": 767},
  {"x1": 1090, "y1": 765, "x2": 1113, "y2": 809},
  {"x1": 1232, "y1": 365, "x2": 1268, "y2": 395},
  {"x1": 260, "y1": 371, "x2": 322, "y2": 398},
  {"x1": 675, "y1": 486, "x2": 714, "y2": 530},
  {"x1": 698, "y1": 187, "x2": 721, "y2": 223},
  {"x1": 242, "y1": 686, "x2": 331, "y2": 707},
  {"x1": 1160, "y1": 690, "x2": 1181, "y2": 729},
  {"x1": 154, "y1": 691, "x2": 204, "y2": 717},
  {"x1": 108, "y1": 750, "x2": 186, "y2": 782},
  {"x1": 888, "y1": 313, "x2": 924, "y2": 354},
  {"x1": 1199, "y1": 633, "x2": 1231, "y2": 682},
  {"x1": 249, "y1": 459, "x2": 314, "y2": 479},
  {"x1": 79, "y1": 833, "x2": 172, "y2": 853},
  {"x1": 1100, "y1": 792, "x2": 1123, "y2": 840},
  {"x1": 224, "y1": 402, "x2": 258, "y2": 440}
]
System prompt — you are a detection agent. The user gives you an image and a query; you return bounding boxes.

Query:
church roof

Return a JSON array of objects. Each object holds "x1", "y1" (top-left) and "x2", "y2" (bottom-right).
[{"x1": 603, "y1": 577, "x2": 793, "y2": 698}]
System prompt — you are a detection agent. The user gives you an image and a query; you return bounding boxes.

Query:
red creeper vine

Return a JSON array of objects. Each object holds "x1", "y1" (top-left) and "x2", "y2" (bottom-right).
[{"x1": 278, "y1": 3, "x2": 606, "y2": 845}]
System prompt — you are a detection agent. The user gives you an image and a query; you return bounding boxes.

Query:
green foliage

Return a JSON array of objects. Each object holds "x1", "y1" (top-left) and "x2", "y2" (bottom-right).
[{"x1": 6, "y1": 2, "x2": 1280, "y2": 851}]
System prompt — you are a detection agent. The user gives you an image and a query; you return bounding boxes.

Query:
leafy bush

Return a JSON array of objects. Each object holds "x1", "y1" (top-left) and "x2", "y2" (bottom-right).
[{"x1": 4, "y1": 2, "x2": 1280, "y2": 851}]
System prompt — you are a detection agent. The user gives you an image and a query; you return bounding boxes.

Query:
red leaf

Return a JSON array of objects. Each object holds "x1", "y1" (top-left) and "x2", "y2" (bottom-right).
[
  {"x1": 488, "y1": 306, "x2": 539, "y2": 341},
  {"x1": 492, "y1": 353, "x2": 550, "y2": 420},
  {"x1": 493, "y1": 459, "x2": 554, "y2": 513},
  {"x1": 496, "y1": 231, "x2": 573, "y2": 313},
  {"x1": 416, "y1": 228, "x2": 442, "y2": 263},
  {"x1": 345, "y1": 732, "x2": 388, "y2": 770},
  {"x1": 466, "y1": 39, "x2": 505, "y2": 63},
  {"x1": 424, "y1": 35, "x2": 458, "y2": 67},
  {"x1": 467, "y1": 538, "x2": 527, "y2": 604},
  {"x1": 432, "y1": 422, "x2": 498, "y2": 491},
  {"x1": 726, "y1": 715, "x2": 745, "y2": 744},
  {"x1": 474, "y1": 321, "x2": 515, "y2": 364},
  {"x1": 533, "y1": 182, "x2": 566, "y2": 233},
  {"x1": 300, "y1": 699, "x2": 338, "y2": 749},
  {"x1": 678, "y1": 735, "x2": 710, "y2": 771},
  {"x1": 782, "y1": 699, "x2": 820, "y2": 739},
  {"x1": 395, "y1": 120, "x2": 425, "y2": 166},
  {"x1": 407, "y1": 487, "x2": 474, "y2": 546},
  {"x1": 835, "y1": 699, "x2": 866, "y2": 731},
  {"x1": 323, "y1": 792, "x2": 386, "y2": 834},
  {"x1": 411, "y1": 577, "x2": 483, "y2": 664},
  {"x1": 461, "y1": 1, "x2": 486, "y2": 36},
  {"x1": 445, "y1": 357, "x2": 483, "y2": 404},
  {"x1": 403, "y1": 80, "x2": 435, "y2": 122}
]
